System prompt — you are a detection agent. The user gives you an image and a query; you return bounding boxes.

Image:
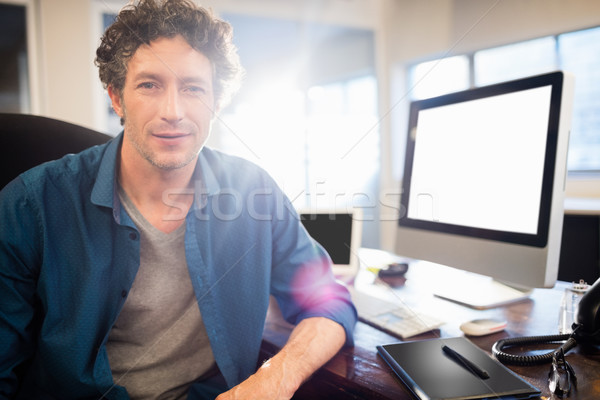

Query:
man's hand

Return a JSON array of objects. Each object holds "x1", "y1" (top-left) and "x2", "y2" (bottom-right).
[{"x1": 216, "y1": 317, "x2": 346, "y2": 400}]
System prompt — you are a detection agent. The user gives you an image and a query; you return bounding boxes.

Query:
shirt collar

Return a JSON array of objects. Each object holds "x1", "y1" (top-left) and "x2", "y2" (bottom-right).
[
  {"x1": 91, "y1": 132, "x2": 122, "y2": 210},
  {"x1": 195, "y1": 147, "x2": 221, "y2": 197},
  {"x1": 90, "y1": 133, "x2": 221, "y2": 215}
]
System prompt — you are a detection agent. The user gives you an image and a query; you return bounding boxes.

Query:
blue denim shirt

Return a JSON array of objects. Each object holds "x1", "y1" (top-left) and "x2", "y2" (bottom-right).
[{"x1": 0, "y1": 134, "x2": 356, "y2": 399}]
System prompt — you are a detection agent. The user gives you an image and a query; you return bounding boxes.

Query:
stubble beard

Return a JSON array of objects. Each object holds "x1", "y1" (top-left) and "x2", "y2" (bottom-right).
[{"x1": 122, "y1": 112, "x2": 201, "y2": 171}]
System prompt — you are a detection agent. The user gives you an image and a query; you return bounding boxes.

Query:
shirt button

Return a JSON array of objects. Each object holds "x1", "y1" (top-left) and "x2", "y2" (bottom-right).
[
  {"x1": 129, "y1": 232, "x2": 138, "y2": 240},
  {"x1": 121, "y1": 290, "x2": 127, "y2": 298}
]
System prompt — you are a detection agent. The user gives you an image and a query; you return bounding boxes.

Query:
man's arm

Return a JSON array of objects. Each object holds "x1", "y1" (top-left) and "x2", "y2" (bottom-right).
[{"x1": 217, "y1": 316, "x2": 345, "y2": 400}]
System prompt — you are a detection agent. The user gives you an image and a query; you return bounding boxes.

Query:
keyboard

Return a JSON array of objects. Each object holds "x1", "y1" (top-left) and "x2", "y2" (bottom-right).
[{"x1": 348, "y1": 286, "x2": 445, "y2": 339}]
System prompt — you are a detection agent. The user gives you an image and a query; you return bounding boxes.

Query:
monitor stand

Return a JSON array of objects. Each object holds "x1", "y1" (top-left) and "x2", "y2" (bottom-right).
[{"x1": 432, "y1": 271, "x2": 533, "y2": 310}]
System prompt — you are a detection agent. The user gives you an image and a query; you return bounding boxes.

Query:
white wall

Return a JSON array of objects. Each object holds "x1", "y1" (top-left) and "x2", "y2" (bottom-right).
[{"x1": 36, "y1": 0, "x2": 97, "y2": 129}]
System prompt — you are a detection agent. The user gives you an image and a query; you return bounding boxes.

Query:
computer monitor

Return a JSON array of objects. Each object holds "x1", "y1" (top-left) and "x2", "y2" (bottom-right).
[
  {"x1": 395, "y1": 71, "x2": 574, "y2": 309},
  {"x1": 300, "y1": 208, "x2": 363, "y2": 282}
]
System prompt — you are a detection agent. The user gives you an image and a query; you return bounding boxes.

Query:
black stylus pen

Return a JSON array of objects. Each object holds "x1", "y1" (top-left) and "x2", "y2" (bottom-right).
[{"x1": 442, "y1": 345, "x2": 490, "y2": 379}]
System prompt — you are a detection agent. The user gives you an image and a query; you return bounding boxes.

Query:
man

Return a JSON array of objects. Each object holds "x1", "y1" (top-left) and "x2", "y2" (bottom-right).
[{"x1": 0, "y1": 1, "x2": 356, "y2": 399}]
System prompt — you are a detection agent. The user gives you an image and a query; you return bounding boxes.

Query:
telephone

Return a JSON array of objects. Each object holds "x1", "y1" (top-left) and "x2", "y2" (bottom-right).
[
  {"x1": 492, "y1": 277, "x2": 600, "y2": 365},
  {"x1": 573, "y1": 276, "x2": 600, "y2": 346}
]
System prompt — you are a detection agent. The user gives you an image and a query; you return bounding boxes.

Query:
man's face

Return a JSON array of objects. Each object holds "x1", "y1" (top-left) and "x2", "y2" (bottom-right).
[{"x1": 109, "y1": 35, "x2": 216, "y2": 171}]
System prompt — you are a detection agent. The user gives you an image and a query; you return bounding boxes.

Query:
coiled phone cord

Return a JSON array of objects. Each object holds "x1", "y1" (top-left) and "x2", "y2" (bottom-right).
[{"x1": 492, "y1": 330, "x2": 579, "y2": 365}]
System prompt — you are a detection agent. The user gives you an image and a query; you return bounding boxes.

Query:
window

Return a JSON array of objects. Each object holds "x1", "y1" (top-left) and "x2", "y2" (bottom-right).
[
  {"x1": 213, "y1": 13, "x2": 380, "y2": 246},
  {"x1": 558, "y1": 27, "x2": 600, "y2": 171},
  {"x1": 216, "y1": 75, "x2": 379, "y2": 211},
  {"x1": 409, "y1": 26, "x2": 600, "y2": 173},
  {"x1": 305, "y1": 76, "x2": 380, "y2": 210},
  {"x1": 0, "y1": 3, "x2": 28, "y2": 113},
  {"x1": 474, "y1": 37, "x2": 556, "y2": 87},
  {"x1": 409, "y1": 56, "x2": 469, "y2": 100}
]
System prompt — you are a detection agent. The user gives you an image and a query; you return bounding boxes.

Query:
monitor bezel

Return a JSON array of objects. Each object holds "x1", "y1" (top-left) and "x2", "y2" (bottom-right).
[
  {"x1": 298, "y1": 207, "x2": 363, "y2": 282},
  {"x1": 398, "y1": 71, "x2": 567, "y2": 248}
]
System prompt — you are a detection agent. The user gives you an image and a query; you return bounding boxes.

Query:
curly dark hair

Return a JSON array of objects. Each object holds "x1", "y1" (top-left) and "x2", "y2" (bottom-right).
[{"x1": 95, "y1": 0, "x2": 243, "y2": 109}]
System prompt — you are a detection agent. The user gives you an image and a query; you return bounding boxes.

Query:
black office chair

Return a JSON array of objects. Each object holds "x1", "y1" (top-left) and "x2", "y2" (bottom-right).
[{"x1": 0, "y1": 113, "x2": 112, "y2": 189}]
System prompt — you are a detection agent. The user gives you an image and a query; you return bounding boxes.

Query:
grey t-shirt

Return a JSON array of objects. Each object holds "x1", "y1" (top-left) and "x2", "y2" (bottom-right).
[{"x1": 106, "y1": 185, "x2": 215, "y2": 399}]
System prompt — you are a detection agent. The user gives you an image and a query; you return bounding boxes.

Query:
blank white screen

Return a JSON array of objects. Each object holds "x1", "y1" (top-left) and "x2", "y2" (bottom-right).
[{"x1": 407, "y1": 85, "x2": 552, "y2": 235}]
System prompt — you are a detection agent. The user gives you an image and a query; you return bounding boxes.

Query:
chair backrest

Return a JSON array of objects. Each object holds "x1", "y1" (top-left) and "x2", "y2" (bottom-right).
[{"x1": 0, "y1": 113, "x2": 112, "y2": 189}]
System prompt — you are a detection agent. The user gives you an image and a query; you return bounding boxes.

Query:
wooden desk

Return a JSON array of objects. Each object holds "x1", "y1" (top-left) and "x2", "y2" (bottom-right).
[{"x1": 261, "y1": 264, "x2": 600, "y2": 399}]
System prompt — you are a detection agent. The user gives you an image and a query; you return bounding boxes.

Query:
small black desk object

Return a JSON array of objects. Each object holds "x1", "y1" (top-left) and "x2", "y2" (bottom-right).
[
  {"x1": 378, "y1": 336, "x2": 541, "y2": 400},
  {"x1": 441, "y1": 343, "x2": 489, "y2": 379}
]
